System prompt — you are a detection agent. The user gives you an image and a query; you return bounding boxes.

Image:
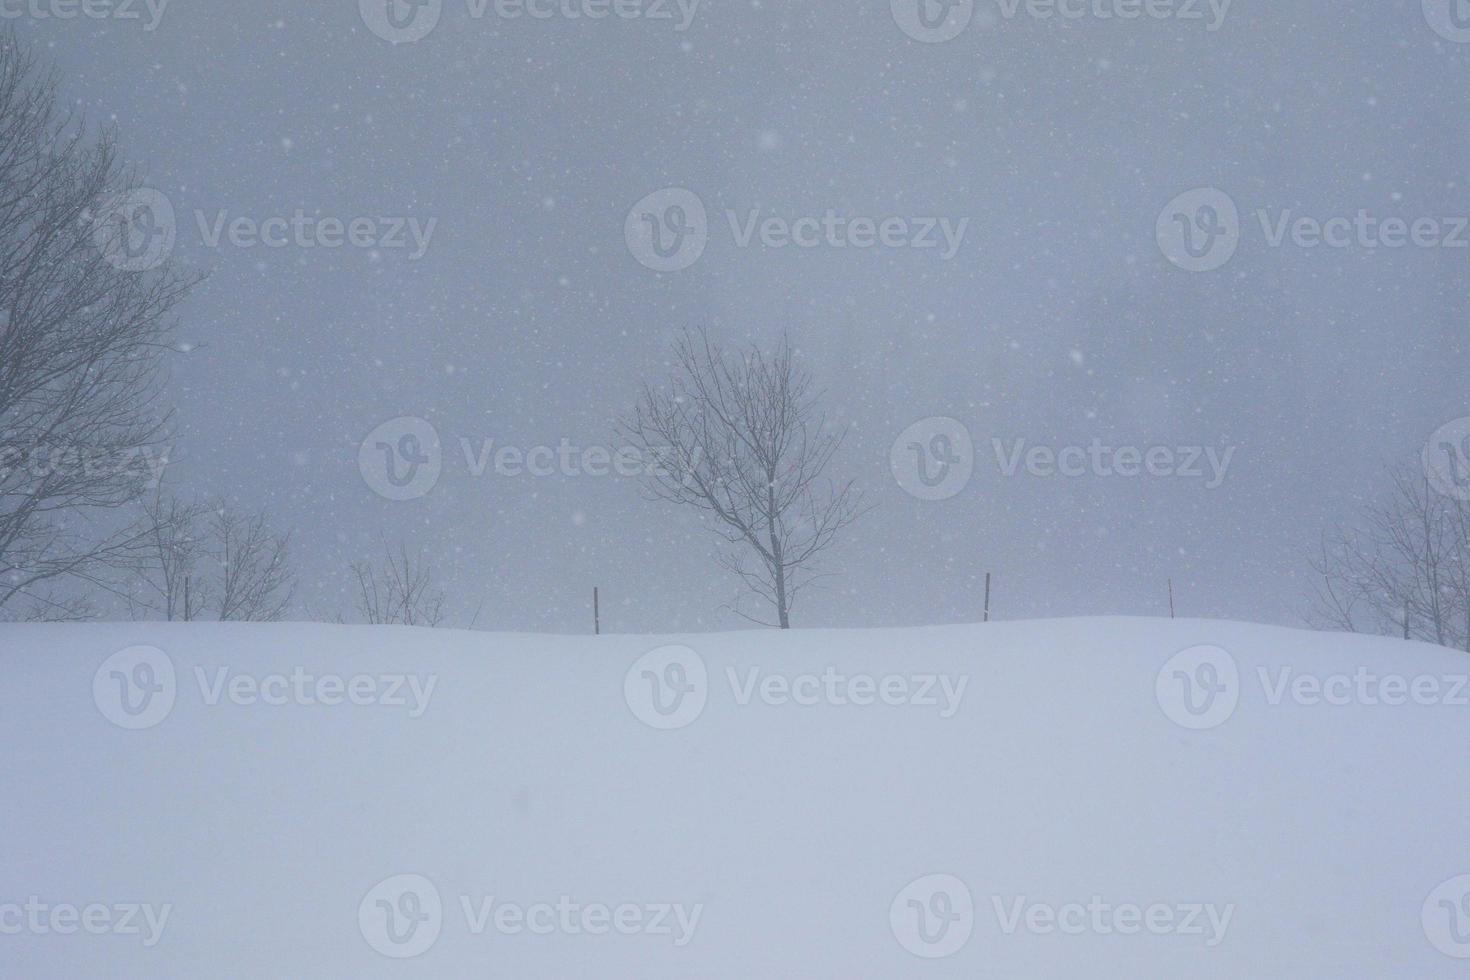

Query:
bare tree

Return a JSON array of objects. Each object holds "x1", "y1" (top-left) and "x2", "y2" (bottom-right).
[
  {"x1": 621, "y1": 329, "x2": 865, "y2": 628},
  {"x1": 129, "y1": 492, "x2": 209, "y2": 621},
  {"x1": 0, "y1": 31, "x2": 197, "y2": 612},
  {"x1": 351, "y1": 540, "x2": 446, "y2": 627},
  {"x1": 1311, "y1": 468, "x2": 1470, "y2": 650},
  {"x1": 209, "y1": 502, "x2": 294, "y2": 621}
]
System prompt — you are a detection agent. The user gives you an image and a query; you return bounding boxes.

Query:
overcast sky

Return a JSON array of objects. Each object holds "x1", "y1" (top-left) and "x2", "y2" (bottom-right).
[{"x1": 14, "y1": 0, "x2": 1470, "y2": 632}]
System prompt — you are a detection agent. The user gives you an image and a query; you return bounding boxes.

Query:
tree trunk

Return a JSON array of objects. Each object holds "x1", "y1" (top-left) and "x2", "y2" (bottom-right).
[{"x1": 767, "y1": 480, "x2": 789, "y2": 629}]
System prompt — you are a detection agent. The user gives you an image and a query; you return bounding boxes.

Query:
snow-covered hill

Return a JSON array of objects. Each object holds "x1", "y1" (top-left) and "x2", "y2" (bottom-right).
[{"x1": 3, "y1": 617, "x2": 1468, "y2": 978}]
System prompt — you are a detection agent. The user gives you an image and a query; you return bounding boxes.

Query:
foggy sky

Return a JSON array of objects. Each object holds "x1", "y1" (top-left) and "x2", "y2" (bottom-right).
[{"x1": 14, "y1": 0, "x2": 1470, "y2": 632}]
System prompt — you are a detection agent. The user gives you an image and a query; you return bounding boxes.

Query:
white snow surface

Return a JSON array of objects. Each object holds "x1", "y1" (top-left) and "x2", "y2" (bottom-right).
[{"x1": 3, "y1": 617, "x2": 1469, "y2": 978}]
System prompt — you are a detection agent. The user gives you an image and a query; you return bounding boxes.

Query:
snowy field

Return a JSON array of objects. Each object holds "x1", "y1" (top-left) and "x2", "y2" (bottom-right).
[{"x1": 4, "y1": 617, "x2": 1470, "y2": 977}]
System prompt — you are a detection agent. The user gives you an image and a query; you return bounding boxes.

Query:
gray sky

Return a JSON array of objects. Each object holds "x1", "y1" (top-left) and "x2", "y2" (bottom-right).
[{"x1": 15, "y1": 0, "x2": 1470, "y2": 631}]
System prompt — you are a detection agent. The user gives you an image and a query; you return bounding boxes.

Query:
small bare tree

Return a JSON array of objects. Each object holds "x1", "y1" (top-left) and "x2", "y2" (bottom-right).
[
  {"x1": 351, "y1": 541, "x2": 446, "y2": 627},
  {"x1": 621, "y1": 329, "x2": 865, "y2": 628},
  {"x1": 209, "y1": 501, "x2": 294, "y2": 621},
  {"x1": 1311, "y1": 468, "x2": 1470, "y2": 650},
  {"x1": 0, "y1": 32, "x2": 197, "y2": 612}
]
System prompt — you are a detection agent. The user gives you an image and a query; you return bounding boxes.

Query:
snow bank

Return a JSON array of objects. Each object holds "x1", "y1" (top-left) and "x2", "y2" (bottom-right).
[{"x1": 3, "y1": 617, "x2": 1468, "y2": 977}]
